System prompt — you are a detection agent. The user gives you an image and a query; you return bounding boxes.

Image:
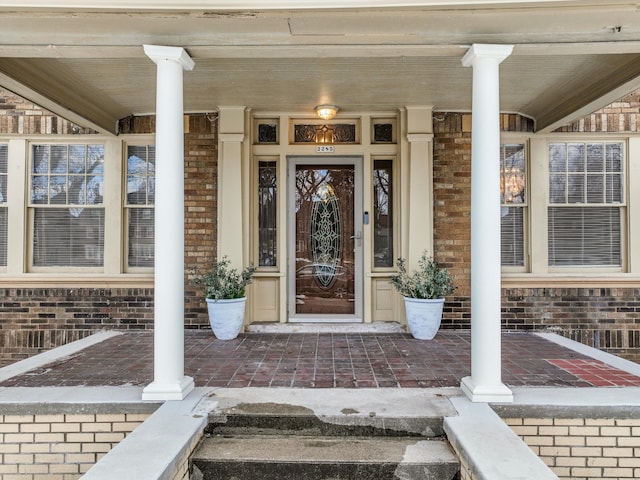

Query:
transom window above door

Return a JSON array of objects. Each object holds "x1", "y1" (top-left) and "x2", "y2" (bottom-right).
[{"x1": 252, "y1": 117, "x2": 397, "y2": 146}]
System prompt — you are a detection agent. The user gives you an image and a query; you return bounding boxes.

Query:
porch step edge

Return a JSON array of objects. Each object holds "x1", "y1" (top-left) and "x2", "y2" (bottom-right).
[
  {"x1": 244, "y1": 322, "x2": 406, "y2": 333},
  {"x1": 201, "y1": 387, "x2": 459, "y2": 437},
  {"x1": 191, "y1": 434, "x2": 460, "y2": 480}
]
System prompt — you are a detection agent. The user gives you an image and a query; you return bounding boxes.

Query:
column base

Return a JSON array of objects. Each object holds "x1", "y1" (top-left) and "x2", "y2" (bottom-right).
[
  {"x1": 142, "y1": 376, "x2": 195, "y2": 401},
  {"x1": 460, "y1": 376, "x2": 513, "y2": 403}
]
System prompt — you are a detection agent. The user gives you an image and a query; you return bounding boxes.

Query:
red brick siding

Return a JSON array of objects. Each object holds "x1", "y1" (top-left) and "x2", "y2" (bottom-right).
[
  {"x1": 502, "y1": 287, "x2": 640, "y2": 363},
  {"x1": 554, "y1": 90, "x2": 640, "y2": 133},
  {"x1": 0, "y1": 288, "x2": 154, "y2": 366},
  {"x1": 183, "y1": 113, "x2": 217, "y2": 327},
  {"x1": 0, "y1": 89, "x2": 96, "y2": 135}
]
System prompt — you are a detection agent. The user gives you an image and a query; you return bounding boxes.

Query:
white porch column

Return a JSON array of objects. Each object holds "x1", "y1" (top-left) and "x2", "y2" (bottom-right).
[
  {"x1": 142, "y1": 45, "x2": 195, "y2": 401},
  {"x1": 460, "y1": 44, "x2": 514, "y2": 403}
]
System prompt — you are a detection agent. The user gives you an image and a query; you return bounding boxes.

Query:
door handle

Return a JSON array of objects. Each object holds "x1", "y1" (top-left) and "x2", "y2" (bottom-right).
[{"x1": 350, "y1": 231, "x2": 362, "y2": 246}]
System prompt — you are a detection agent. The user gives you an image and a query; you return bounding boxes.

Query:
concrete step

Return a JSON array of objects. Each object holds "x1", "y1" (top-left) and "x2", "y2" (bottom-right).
[
  {"x1": 191, "y1": 434, "x2": 460, "y2": 480},
  {"x1": 207, "y1": 401, "x2": 445, "y2": 438},
  {"x1": 204, "y1": 388, "x2": 457, "y2": 438},
  {"x1": 190, "y1": 389, "x2": 461, "y2": 480}
]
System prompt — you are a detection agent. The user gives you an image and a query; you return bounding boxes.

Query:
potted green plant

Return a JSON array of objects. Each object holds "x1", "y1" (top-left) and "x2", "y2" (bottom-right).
[
  {"x1": 193, "y1": 256, "x2": 257, "y2": 339},
  {"x1": 390, "y1": 251, "x2": 456, "y2": 339}
]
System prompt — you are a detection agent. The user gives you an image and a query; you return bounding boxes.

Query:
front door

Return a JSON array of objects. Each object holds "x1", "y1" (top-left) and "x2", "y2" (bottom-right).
[{"x1": 288, "y1": 157, "x2": 363, "y2": 322}]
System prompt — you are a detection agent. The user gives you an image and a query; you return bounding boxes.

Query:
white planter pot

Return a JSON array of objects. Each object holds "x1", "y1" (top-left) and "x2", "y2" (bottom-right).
[
  {"x1": 206, "y1": 297, "x2": 247, "y2": 340},
  {"x1": 403, "y1": 297, "x2": 445, "y2": 340}
]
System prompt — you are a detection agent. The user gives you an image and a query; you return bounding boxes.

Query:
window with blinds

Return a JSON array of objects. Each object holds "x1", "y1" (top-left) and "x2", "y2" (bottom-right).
[
  {"x1": 30, "y1": 144, "x2": 105, "y2": 267},
  {"x1": 126, "y1": 145, "x2": 155, "y2": 268},
  {"x1": 548, "y1": 142, "x2": 624, "y2": 267},
  {"x1": 500, "y1": 144, "x2": 526, "y2": 267},
  {"x1": 0, "y1": 144, "x2": 7, "y2": 267}
]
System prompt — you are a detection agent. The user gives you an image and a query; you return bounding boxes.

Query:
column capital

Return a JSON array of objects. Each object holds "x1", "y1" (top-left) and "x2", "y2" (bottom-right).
[
  {"x1": 143, "y1": 44, "x2": 195, "y2": 71},
  {"x1": 461, "y1": 44, "x2": 513, "y2": 68}
]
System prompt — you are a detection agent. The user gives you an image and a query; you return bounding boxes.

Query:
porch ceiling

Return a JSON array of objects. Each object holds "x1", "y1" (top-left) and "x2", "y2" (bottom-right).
[{"x1": 1, "y1": 2, "x2": 640, "y2": 134}]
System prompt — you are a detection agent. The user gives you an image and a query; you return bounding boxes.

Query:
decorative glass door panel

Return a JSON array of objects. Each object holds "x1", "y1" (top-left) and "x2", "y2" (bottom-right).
[{"x1": 293, "y1": 163, "x2": 359, "y2": 316}]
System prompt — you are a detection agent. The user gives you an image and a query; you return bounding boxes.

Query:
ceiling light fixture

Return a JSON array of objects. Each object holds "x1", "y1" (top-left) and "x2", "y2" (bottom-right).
[{"x1": 315, "y1": 104, "x2": 339, "y2": 120}]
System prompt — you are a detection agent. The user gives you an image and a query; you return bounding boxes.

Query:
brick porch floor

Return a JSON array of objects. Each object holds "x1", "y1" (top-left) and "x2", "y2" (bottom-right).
[{"x1": 2, "y1": 330, "x2": 640, "y2": 389}]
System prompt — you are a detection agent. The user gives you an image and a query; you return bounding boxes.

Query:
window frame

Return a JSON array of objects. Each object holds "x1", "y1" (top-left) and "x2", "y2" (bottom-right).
[
  {"x1": 499, "y1": 140, "x2": 529, "y2": 273},
  {"x1": 252, "y1": 155, "x2": 281, "y2": 272},
  {"x1": 0, "y1": 143, "x2": 7, "y2": 270},
  {"x1": 255, "y1": 157, "x2": 278, "y2": 269},
  {"x1": 27, "y1": 141, "x2": 106, "y2": 273},
  {"x1": 124, "y1": 142, "x2": 156, "y2": 273},
  {"x1": 0, "y1": 136, "x2": 155, "y2": 285},
  {"x1": 546, "y1": 138, "x2": 627, "y2": 273},
  {"x1": 371, "y1": 155, "x2": 397, "y2": 271}
]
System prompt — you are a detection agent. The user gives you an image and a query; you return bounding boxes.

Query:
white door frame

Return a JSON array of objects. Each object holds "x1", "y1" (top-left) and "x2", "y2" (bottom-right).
[{"x1": 287, "y1": 155, "x2": 364, "y2": 323}]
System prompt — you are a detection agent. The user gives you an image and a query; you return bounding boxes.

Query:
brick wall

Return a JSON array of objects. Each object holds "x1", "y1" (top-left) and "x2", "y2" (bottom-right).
[
  {"x1": 505, "y1": 416, "x2": 640, "y2": 480},
  {"x1": 182, "y1": 114, "x2": 218, "y2": 328},
  {"x1": 503, "y1": 288, "x2": 640, "y2": 363},
  {"x1": 433, "y1": 111, "x2": 534, "y2": 300},
  {"x1": 0, "y1": 288, "x2": 155, "y2": 367},
  {"x1": 555, "y1": 90, "x2": 640, "y2": 133},
  {"x1": 432, "y1": 112, "x2": 472, "y2": 301},
  {"x1": 0, "y1": 90, "x2": 95, "y2": 135},
  {"x1": 0, "y1": 409, "x2": 152, "y2": 479}
]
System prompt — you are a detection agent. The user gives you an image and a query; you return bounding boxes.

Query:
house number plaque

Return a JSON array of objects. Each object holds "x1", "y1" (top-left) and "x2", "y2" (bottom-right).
[{"x1": 316, "y1": 145, "x2": 335, "y2": 153}]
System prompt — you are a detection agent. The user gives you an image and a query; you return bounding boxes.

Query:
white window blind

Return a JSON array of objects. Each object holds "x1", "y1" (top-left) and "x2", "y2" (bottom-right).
[
  {"x1": 126, "y1": 145, "x2": 155, "y2": 268},
  {"x1": 30, "y1": 144, "x2": 105, "y2": 267},
  {"x1": 500, "y1": 144, "x2": 526, "y2": 267},
  {"x1": 0, "y1": 144, "x2": 7, "y2": 267},
  {"x1": 548, "y1": 142, "x2": 623, "y2": 267}
]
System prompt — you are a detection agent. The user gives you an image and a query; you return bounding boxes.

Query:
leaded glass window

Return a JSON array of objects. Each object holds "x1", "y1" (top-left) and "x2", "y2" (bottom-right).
[
  {"x1": 258, "y1": 123, "x2": 278, "y2": 144},
  {"x1": 372, "y1": 118, "x2": 396, "y2": 144},
  {"x1": 373, "y1": 159, "x2": 393, "y2": 268},
  {"x1": 293, "y1": 123, "x2": 357, "y2": 144},
  {"x1": 258, "y1": 161, "x2": 277, "y2": 267}
]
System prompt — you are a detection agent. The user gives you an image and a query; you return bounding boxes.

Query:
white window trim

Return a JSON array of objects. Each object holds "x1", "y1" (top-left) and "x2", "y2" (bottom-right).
[
  {"x1": 0, "y1": 135, "x2": 154, "y2": 285},
  {"x1": 545, "y1": 137, "x2": 627, "y2": 274},
  {"x1": 628, "y1": 137, "x2": 640, "y2": 274},
  {"x1": 26, "y1": 139, "x2": 110, "y2": 273},
  {"x1": 499, "y1": 135, "x2": 529, "y2": 273},
  {"x1": 505, "y1": 133, "x2": 640, "y2": 285},
  {"x1": 123, "y1": 138, "x2": 156, "y2": 273}
]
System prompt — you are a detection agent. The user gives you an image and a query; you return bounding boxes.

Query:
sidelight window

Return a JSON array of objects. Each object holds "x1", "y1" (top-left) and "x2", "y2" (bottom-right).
[
  {"x1": 258, "y1": 160, "x2": 277, "y2": 267},
  {"x1": 373, "y1": 159, "x2": 394, "y2": 268}
]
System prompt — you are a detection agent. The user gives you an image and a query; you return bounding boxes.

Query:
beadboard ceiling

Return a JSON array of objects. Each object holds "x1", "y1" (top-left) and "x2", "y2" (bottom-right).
[{"x1": 1, "y1": 1, "x2": 640, "y2": 134}]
